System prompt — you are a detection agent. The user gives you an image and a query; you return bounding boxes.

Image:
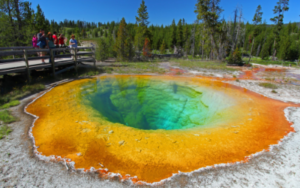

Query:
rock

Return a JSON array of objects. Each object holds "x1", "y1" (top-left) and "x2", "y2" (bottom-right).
[{"x1": 119, "y1": 140, "x2": 125, "y2": 146}]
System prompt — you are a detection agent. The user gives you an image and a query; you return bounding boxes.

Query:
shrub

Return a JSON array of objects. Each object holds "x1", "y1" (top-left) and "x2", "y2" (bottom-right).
[
  {"x1": 228, "y1": 48, "x2": 243, "y2": 64},
  {"x1": 258, "y1": 83, "x2": 278, "y2": 89},
  {"x1": 0, "y1": 110, "x2": 17, "y2": 124},
  {"x1": 0, "y1": 100, "x2": 20, "y2": 109},
  {"x1": 96, "y1": 38, "x2": 109, "y2": 61},
  {"x1": 0, "y1": 125, "x2": 12, "y2": 139}
]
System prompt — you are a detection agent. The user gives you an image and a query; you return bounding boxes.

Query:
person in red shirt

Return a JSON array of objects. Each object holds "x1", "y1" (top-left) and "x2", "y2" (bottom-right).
[
  {"x1": 53, "y1": 32, "x2": 59, "y2": 48},
  {"x1": 58, "y1": 34, "x2": 65, "y2": 47}
]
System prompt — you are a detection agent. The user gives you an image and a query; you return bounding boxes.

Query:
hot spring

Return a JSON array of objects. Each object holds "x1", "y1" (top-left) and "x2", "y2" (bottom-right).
[
  {"x1": 81, "y1": 77, "x2": 233, "y2": 130},
  {"x1": 26, "y1": 75, "x2": 296, "y2": 183}
]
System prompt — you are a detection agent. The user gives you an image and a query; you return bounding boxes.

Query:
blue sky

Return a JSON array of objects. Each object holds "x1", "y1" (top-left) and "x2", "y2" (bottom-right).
[{"x1": 29, "y1": 0, "x2": 300, "y2": 25}]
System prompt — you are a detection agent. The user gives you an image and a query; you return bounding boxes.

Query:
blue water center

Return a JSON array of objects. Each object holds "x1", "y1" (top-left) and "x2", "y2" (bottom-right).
[{"x1": 80, "y1": 77, "x2": 215, "y2": 130}]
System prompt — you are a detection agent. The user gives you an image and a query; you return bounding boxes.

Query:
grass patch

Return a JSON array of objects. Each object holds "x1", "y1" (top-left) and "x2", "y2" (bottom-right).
[
  {"x1": 103, "y1": 67, "x2": 113, "y2": 74},
  {"x1": 243, "y1": 57, "x2": 297, "y2": 66},
  {"x1": 0, "y1": 100, "x2": 20, "y2": 109},
  {"x1": 171, "y1": 59, "x2": 236, "y2": 71},
  {"x1": 272, "y1": 90, "x2": 278, "y2": 93},
  {"x1": 0, "y1": 125, "x2": 12, "y2": 139},
  {"x1": 258, "y1": 82, "x2": 278, "y2": 89},
  {"x1": 0, "y1": 84, "x2": 45, "y2": 108},
  {"x1": 80, "y1": 70, "x2": 101, "y2": 77},
  {"x1": 0, "y1": 110, "x2": 17, "y2": 124},
  {"x1": 0, "y1": 84, "x2": 45, "y2": 106},
  {"x1": 112, "y1": 62, "x2": 165, "y2": 74}
]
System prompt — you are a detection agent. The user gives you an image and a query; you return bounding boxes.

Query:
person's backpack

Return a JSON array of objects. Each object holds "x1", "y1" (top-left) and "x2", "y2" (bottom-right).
[
  {"x1": 37, "y1": 33, "x2": 46, "y2": 48},
  {"x1": 37, "y1": 40, "x2": 46, "y2": 48},
  {"x1": 37, "y1": 33, "x2": 41, "y2": 42}
]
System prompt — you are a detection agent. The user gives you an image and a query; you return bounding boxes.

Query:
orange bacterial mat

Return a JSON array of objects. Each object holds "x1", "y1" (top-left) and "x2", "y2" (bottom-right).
[{"x1": 26, "y1": 75, "x2": 298, "y2": 183}]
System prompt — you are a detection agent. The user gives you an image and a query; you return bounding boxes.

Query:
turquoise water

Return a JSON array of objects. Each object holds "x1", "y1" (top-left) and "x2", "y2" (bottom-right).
[{"x1": 80, "y1": 77, "x2": 228, "y2": 130}]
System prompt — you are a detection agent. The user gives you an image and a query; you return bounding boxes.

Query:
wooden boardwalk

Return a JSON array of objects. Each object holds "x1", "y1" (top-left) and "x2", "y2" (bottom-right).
[{"x1": 0, "y1": 46, "x2": 96, "y2": 82}]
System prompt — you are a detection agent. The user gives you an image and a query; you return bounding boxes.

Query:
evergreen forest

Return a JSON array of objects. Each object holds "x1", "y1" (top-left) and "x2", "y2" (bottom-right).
[{"x1": 0, "y1": 0, "x2": 299, "y2": 62}]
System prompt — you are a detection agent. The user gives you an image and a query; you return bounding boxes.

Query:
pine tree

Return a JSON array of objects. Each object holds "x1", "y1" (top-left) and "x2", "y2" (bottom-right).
[
  {"x1": 182, "y1": 24, "x2": 189, "y2": 46},
  {"x1": 176, "y1": 19, "x2": 183, "y2": 48},
  {"x1": 114, "y1": 18, "x2": 134, "y2": 61},
  {"x1": 81, "y1": 29, "x2": 86, "y2": 38},
  {"x1": 97, "y1": 38, "x2": 109, "y2": 61},
  {"x1": 270, "y1": 0, "x2": 289, "y2": 60},
  {"x1": 134, "y1": 24, "x2": 147, "y2": 51},
  {"x1": 135, "y1": 0, "x2": 150, "y2": 52},
  {"x1": 195, "y1": 0, "x2": 223, "y2": 60},
  {"x1": 169, "y1": 19, "x2": 177, "y2": 49},
  {"x1": 136, "y1": 0, "x2": 149, "y2": 27},
  {"x1": 143, "y1": 38, "x2": 151, "y2": 57},
  {"x1": 278, "y1": 34, "x2": 291, "y2": 60},
  {"x1": 35, "y1": 4, "x2": 49, "y2": 32},
  {"x1": 92, "y1": 28, "x2": 98, "y2": 37},
  {"x1": 160, "y1": 40, "x2": 166, "y2": 54},
  {"x1": 248, "y1": 5, "x2": 263, "y2": 63}
]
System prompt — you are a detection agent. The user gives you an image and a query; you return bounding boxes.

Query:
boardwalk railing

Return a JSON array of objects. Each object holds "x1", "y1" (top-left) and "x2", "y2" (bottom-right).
[{"x1": 0, "y1": 46, "x2": 96, "y2": 82}]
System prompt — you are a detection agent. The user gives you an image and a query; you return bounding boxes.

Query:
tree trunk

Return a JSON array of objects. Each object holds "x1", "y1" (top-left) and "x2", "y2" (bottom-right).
[
  {"x1": 201, "y1": 40, "x2": 204, "y2": 60},
  {"x1": 231, "y1": 9, "x2": 238, "y2": 54},
  {"x1": 256, "y1": 44, "x2": 261, "y2": 57},
  {"x1": 210, "y1": 34, "x2": 213, "y2": 60},
  {"x1": 248, "y1": 37, "x2": 255, "y2": 63},
  {"x1": 7, "y1": 0, "x2": 17, "y2": 46},
  {"x1": 191, "y1": 24, "x2": 196, "y2": 58},
  {"x1": 13, "y1": 0, "x2": 22, "y2": 30},
  {"x1": 210, "y1": 30, "x2": 220, "y2": 60},
  {"x1": 272, "y1": 40, "x2": 277, "y2": 60}
]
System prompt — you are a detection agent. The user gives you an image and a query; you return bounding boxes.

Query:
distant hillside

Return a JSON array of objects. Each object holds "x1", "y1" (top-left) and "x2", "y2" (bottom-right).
[
  {"x1": 264, "y1": 22, "x2": 300, "y2": 28},
  {"x1": 284, "y1": 22, "x2": 300, "y2": 27}
]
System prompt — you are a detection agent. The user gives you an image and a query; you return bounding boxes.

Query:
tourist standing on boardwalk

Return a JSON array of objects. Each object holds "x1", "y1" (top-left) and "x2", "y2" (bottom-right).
[
  {"x1": 32, "y1": 34, "x2": 38, "y2": 48},
  {"x1": 53, "y1": 32, "x2": 59, "y2": 48},
  {"x1": 59, "y1": 34, "x2": 65, "y2": 47},
  {"x1": 32, "y1": 34, "x2": 39, "y2": 56},
  {"x1": 46, "y1": 32, "x2": 55, "y2": 49},
  {"x1": 37, "y1": 29, "x2": 46, "y2": 63},
  {"x1": 69, "y1": 34, "x2": 78, "y2": 60},
  {"x1": 46, "y1": 32, "x2": 55, "y2": 63}
]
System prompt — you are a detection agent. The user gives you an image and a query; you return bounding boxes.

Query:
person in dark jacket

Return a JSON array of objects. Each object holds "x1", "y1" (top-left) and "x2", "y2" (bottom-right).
[{"x1": 37, "y1": 29, "x2": 46, "y2": 63}]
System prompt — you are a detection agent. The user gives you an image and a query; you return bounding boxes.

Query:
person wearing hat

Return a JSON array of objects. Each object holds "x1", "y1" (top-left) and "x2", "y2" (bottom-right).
[{"x1": 69, "y1": 34, "x2": 78, "y2": 60}]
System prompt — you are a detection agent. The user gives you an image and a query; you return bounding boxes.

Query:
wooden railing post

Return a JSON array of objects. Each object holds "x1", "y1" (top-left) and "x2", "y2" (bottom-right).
[
  {"x1": 50, "y1": 49, "x2": 56, "y2": 77},
  {"x1": 11, "y1": 49, "x2": 15, "y2": 59},
  {"x1": 92, "y1": 46, "x2": 96, "y2": 68},
  {"x1": 23, "y1": 49, "x2": 31, "y2": 83},
  {"x1": 74, "y1": 47, "x2": 78, "y2": 74}
]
